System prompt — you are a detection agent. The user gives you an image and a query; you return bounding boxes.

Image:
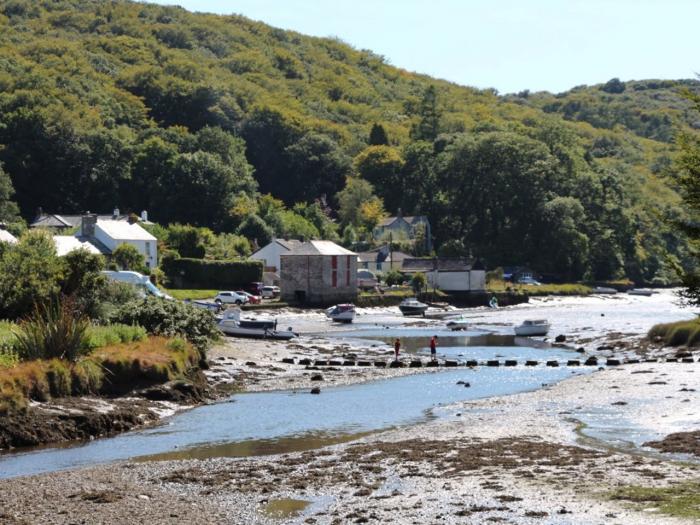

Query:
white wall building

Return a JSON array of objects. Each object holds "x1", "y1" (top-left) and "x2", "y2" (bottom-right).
[
  {"x1": 250, "y1": 239, "x2": 303, "y2": 272},
  {"x1": 79, "y1": 215, "x2": 158, "y2": 268},
  {"x1": 401, "y1": 258, "x2": 486, "y2": 292},
  {"x1": 0, "y1": 228, "x2": 18, "y2": 244}
]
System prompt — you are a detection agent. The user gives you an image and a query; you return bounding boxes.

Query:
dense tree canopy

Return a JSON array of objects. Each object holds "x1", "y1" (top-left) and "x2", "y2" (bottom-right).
[{"x1": 0, "y1": 0, "x2": 695, "y2": 282}]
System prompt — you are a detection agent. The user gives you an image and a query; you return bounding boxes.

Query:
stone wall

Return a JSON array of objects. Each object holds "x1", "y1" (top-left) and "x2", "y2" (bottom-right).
[{"x1": 281, "y1": 254, "x2": 357, "y2": 305}]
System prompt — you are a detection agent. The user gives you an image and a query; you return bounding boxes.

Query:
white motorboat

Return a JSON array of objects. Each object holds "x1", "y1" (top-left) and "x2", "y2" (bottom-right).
[
  {"x1": 218, "y1": 309, "x2": 296, "y2": 340},
  {"x1": 592, "y1": 286, "x2": 617, "y2": 294},
  {"x1": 446, "y1": 316, "x2": 470, "y2": 331},
  {"x1": 514, "y1": 319, "x2": 550, "y2": 336},
  {"x1": 627, "y1": 288, "x2": 654, "y2": 297},
  {"x1": 326, "y1": 303, "x2": 356, "y2": 323},
  {"x1": 399, "y1": 297, "x2": 429, "y2": 316}
]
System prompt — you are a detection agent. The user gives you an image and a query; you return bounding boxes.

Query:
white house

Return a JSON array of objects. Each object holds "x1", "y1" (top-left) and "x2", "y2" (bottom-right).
[
  {"x1": 78, "y1": 215, "x2": 158, "y2": 268},
  {"x1": 401, "y1": 258, "x2": 486, "y2": 292},
  {"x1": 250, "y1": 239, "x2": 303, "y2": 272},
  {"x1": 53, "y1": 235, "x2": 101, "y2": 256}
]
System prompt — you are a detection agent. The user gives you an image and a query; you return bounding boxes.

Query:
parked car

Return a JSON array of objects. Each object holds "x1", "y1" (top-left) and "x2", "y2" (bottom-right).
[
  {"x1": 246, "y1": 281, "x2": 264, "y2": 295},
  {"x1": 214, "y1": 291, "x2": 249, "y2": 305},
  {"x1": 517, "y1": 276, "x2": 541, "y2": 286},
  {"x1": 261, "y1": 286, "x2": 280, "y2": 299},
  {"x1": 357, "y1": 269, "x2": 379, "y2": 290},
  {"x1": 236, "y1": 291, "x2": 261, "y2": 304}
]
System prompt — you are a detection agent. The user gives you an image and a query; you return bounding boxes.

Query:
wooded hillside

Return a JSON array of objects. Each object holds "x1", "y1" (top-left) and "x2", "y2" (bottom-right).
[{"x1": 0, "y1": 0, "x2": 696, "y2": 283}]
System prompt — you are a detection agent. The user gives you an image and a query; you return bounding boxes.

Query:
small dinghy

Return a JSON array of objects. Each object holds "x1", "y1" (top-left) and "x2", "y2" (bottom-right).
[
  {"x1": 218, "y1": 308, "x2": 296, "y2": 340},
  {"x1": 592, "y1": 286, "x2": 617, "y2": 294},
  {"x1": 514, "y1": 319, "x2": 550, "y2": 337},
  {"x1": 326, "y1": 303, "x2": 356, "y2": 323}
]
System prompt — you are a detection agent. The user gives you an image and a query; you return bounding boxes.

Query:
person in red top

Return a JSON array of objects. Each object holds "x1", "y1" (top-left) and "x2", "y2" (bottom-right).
[
  {"x1": 394, "y1": 338, "x2": 401, "y2": 361},
  {"x1": 430, "y1": 335, "x2": 438, "y2": 361}
]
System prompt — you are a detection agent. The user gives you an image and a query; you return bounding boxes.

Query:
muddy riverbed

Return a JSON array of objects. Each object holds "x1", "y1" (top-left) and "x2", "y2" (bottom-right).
[{"x1": 0, "y1": 291, "x2": 698, "y2": 524}]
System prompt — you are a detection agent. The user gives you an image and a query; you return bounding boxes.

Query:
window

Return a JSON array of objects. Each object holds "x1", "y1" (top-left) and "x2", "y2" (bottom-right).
[
  {"x1": 331, "y1": 256, "x2": 338, "y2": 288},
  {"x1": 145, "y1": 241, "x2": 151, "y2": 255}
]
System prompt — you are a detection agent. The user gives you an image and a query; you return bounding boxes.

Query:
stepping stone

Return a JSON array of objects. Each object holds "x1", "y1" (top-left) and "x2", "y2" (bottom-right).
[
  {"x1": 444, "y1": 360, "x2": 458, "y2": 367},
  {"x1": 567, "y1": 360, "x2": 580, "y2": 366},
  {"x1": 665, "y1": 357, "x2": 678, "y2": 363},
  {"x1": 298, "y1": 358, "x2": 312, "y2": 366},
  {"x1": 626, "y1": 359, "x2": 640, "y2": 364},
  {"x1": 466, "y1": 360, "x2": 478, "y2": 367},
  {"x1": 525, "y1": 360, "x2": 538, "y2": 366},
  {"x1": 504, "y1": 360, "x2": 517, "y2": 367},
  {"x1": 606, "y1": 358, "x2": 621, "y2": 366},
  {"x1": 486, "y1": 360, "x2": 500, "y2": 367},
  {"x1": 389, "y1": 360, "x2": 405, "y2": 368},
  {"x1": 281, "y1": 358, "x2": 295, "y2": 364},
  {"x1": 426, "y1": 361, "x2": 439, "y2": 367},
  {"x1": 342, "y1": 360, "x2": 356, "y2": 366},
  {"x1": 546, "y1": 360, "x2": 559, "y2": 367},
  {"x1": 374, "y1": 361, "x2": 387, "y2": 367},
  {"x1": 409, "y1": 360, "x2": 423, "y2": 368},
  {"x1": 584, "y1": 357, "x2": 598, "y2": 366},
  {"x1": 314, "y1": 360, "x2": 328, "y2": 366},
  {"x1": 682, "y1": 357, "x2": 695, "y2": 363},
  {"x1": 328, "y1": 360, "x2": 342, "y2": 366},
  {"x1": 357, "y1": 361, "x2": 371, "y2": 367}
]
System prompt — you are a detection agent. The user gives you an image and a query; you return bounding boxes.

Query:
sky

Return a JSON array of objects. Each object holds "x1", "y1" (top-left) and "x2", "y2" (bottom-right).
[{"x1": 146, "y1": 0, "x2": 699, "y2": 94}]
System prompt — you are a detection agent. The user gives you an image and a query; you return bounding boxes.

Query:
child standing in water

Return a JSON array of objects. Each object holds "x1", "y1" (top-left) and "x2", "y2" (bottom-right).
[
  {"x1": 394, "y1": 338, "x2": 401, "y2": 361},
  {"x1": 430, "y1": 335, "x2": 438, "y2": 361}
]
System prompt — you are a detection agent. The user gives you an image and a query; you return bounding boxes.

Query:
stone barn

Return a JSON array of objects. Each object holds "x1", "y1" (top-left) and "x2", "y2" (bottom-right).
[{"x1": 280, "y1": 241, "x2": 357, "y2": 305}]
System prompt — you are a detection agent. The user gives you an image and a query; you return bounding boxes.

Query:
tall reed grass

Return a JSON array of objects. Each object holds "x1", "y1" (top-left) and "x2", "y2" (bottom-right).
[{"x1": 648, "y1": 318, "x2": 700, "y2": 347}]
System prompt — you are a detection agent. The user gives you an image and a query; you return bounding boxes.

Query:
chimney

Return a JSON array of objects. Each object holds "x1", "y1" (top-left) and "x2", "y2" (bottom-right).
[
  {"x1": 81, "y1": 214, "x2": 97, "y2": 238},
  {"x1": 113, "y1": 207, "x2": 120, "y2": 219},
  {"x1": 396, "y1": 208, "x2": 402, "y2": 218},
  {"x1": 141, "y1": 210, "x2": 148, "y2": 222},
  {"x1": 35, "y1": 206, "x2": 44, "y2": 221}
]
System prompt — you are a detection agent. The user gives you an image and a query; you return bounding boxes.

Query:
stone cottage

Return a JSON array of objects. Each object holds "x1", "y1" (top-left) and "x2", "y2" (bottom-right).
[
  {"x1": 280, "y1": 241, "x2": 357, "y2": 304},
  {"x1": 373, "y1": 211, "x2": 432, "y2": 252}
]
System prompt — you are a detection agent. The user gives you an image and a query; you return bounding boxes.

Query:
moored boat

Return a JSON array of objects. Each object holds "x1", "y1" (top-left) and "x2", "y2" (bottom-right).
[
  {"x1": 217, "y1": 309, "x2": 295, "y2": 340},
  {"x1": 399, "y1": 297, "x2": 429, "y2": 317},
  {"x1": 514, "y1": 319, "x2": 550, "y2": 336},
  {"x1": 627, "y1": 288, "x2": 654, "y2": 296},
  {"x1": 446, "y1": 316, "x2": 470, "y2": 331},
  {"x1": 592, "y1": 286, "x2": 617, "y2": 294},
  {"x1": 326, "y1": 303, "x2": 356, "y2": 323}
]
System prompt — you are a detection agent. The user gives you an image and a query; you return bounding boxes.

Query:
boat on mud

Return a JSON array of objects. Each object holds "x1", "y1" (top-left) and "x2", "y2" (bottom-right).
[
  {"x1": 399, "y1": 297, "x2": 429, "y2": 317},
  {"x1": 217, "y1": 309, "x2": 296, "y2": 340},
  {"x1": 627, "y1": 288, "x2": 654, "y2": 296},
  {"x1": 446, "y1": 316, "x2": 470, "y2": 331},
  {"x1": 592, "y1": 286, "x2": 617, "y2": 294},
  {"x1": 326, "y1": 303, "x2": 356, "y2": 323},
  {"x1": 514, "y1": 319, "x2": 550, "y2": 336}
]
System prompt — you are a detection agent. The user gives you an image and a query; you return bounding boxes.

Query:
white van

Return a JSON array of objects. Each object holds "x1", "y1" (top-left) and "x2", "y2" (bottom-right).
[{"x1": 101, "y1": 271, "x2": 173, "y2": 300}]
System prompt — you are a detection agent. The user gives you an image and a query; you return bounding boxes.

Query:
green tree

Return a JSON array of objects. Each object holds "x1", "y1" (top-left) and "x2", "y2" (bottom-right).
[
  {"x1": 336, "y1": 177, "x2": 377, "y2": 228},
  {"x1": 353, "y1": 146, "x2": 405, "y2": 211},
  {"x1": 537, "y1": 197, "x2": 590, "y2": 280},
  {"x1": 0, "y1": 230, "x2": 64, "y2": 319},
  {"x1": 61, "y1": 249, "x2": 107, "y2": 318},
  {"x1": 166, "y1": 224, "x2": 214, "y2": 258},
  {"x1": 0, "y1": 163, "x2": 21, "y2": 226},
  {"x1": 411, "y1": 272, "x2": 427, "y2": 294},
  {"x1": 236, "y1": 214, "x2": 274, "y2": 249},
  {"x1": 368, "y1": 123, "x2": 389, "y2": 145},
  {"x1": 112, "y1": 244, "x2": 147, "y2": 273},
  {"x1": 410, "y1": 86, "x2": 441, "y2": 141}
]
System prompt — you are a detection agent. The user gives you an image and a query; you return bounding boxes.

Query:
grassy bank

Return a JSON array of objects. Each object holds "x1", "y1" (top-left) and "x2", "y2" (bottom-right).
[
  {"x1": 0, "y1": 336, "x2": 200, "y2": 413},
  {"x1": 648, "y1": 318, "x2": 700, "y2": 346},
  {"x1": 487, "y1": 280, "x2": 592, "y2": 296},
  {"x1": 164, "y1": 289, "x2": 218, "y2": 301}
]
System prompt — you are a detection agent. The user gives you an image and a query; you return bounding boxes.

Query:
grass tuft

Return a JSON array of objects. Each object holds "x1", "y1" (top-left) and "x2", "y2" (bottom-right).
[
  {"x1": 648, "y1": 318, "x2": 700, "y2": 346},
  {"x1": 610, "y1": 481, "x2": 700, "y2": 519}
]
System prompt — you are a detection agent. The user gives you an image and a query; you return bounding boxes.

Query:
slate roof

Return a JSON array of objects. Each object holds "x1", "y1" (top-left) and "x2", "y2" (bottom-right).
[
  {"x1": 31, "y1": 213, "x2": 154, "y2": 229},
  {"x1": 283, "y1": 240, "x2": 356, "y2": 256},
  {"x1": 357, "y1": 249, "x2": 412, "y2": 264},
  {"x1": 377, "y1": 215, "x2": 428, "y2": 227},
  {"x1": 401, "y1": 257, "x2": 481, "y2": 272}
]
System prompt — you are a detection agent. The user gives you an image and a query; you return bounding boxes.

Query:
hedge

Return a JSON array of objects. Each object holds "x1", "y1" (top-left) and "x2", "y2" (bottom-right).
[{"x1": 162, "y1": 257, "x2": 263, "y2": 290}]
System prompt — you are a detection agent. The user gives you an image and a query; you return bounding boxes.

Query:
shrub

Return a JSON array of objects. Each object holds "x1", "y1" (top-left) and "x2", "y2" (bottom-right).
[
  {"x1": 161, "y1": 257, "x2": 263, "y2": 289},
  {"x1": 13, "y1": 300, "x2": 90, "y2": 362},
  {"x1": 85, "y1": 324, "x2": 146, "y2": 350},
  {"x1": 383, "y1": 270, "x2": 404, "y2": 286},
  {"x1": 112, "y1": 244, "x2": 147, "y2": 273},
  {"x1": 109, "y1": 297, "x2": 218, "y2": 356},
  {"x1": 411, "y1": 272, "x2": 427, "y2": 293}
]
